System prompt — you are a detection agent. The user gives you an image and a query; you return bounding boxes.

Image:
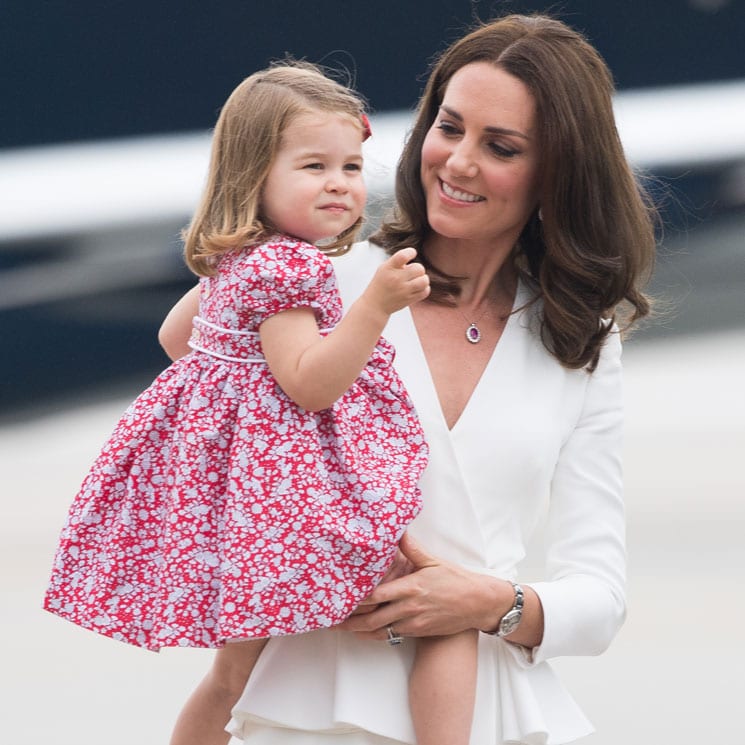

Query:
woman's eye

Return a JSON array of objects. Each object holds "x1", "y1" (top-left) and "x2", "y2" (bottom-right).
[
  {"x1": 436, "y1": 121, "x2": 460, "y2": 136},
  {"x1": 488, "y1": 142, "x2": 518, "y2": 158}
]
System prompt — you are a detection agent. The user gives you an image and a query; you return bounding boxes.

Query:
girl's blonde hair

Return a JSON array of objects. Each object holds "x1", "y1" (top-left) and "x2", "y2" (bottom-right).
[{"x1": 183, "y1": 61, "x2": 368, "y2": 276}]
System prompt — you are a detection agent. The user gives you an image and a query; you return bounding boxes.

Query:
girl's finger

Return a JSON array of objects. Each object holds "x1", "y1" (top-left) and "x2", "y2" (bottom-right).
[{"x1": 390, "y1": 247, "x2": 417, "y2": 266}]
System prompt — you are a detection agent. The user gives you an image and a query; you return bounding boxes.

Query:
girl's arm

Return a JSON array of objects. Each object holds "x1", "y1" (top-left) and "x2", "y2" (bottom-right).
[
  {"x1": 260, "y1": 247, "x2": 429, "y2": 412},
  {"x1": 158, "y1": 285, "x2": 200, "y2": 360}
]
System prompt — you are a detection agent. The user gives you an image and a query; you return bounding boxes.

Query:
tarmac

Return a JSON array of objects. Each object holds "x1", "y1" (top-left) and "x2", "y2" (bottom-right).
[{"x1": 1, "y1": 328, "x2": 743, "y2": 744}]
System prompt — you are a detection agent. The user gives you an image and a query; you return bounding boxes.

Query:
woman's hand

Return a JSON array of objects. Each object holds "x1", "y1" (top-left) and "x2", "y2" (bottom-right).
[
  {"x1": 346, "y1": 543, "x2": 416, "y2": 617},
  {"x1": 340, "y1": 533, "x2": 504, "y2": 640}
]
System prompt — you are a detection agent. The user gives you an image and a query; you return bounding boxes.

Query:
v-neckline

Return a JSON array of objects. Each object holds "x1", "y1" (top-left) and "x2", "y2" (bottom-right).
[{"x1": 406, "y1": 278, "x2": 527, "y2": 434}]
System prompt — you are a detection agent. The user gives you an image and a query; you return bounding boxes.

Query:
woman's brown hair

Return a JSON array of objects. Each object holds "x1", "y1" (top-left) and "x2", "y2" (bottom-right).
[
  {"x1": 183, "y1": 61, "x2": 368, "y2": 277},
  {"x1": 371, "y1": 14, "x2": 657, "y2": 370}
]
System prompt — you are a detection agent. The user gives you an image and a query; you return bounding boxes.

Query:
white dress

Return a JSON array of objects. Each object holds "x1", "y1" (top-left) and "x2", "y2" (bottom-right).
[{"x1": 227, "y1": 241, "x2": 627, "y2": 745}]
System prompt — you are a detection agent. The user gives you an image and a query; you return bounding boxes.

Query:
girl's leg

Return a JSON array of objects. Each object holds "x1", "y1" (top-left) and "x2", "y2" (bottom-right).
[
  {"x1": 169, "y1": 638, "x2": 267, "y2": 745},
  {"x1": 409, "y1": 630, "x2": 478, "y2": 745}
]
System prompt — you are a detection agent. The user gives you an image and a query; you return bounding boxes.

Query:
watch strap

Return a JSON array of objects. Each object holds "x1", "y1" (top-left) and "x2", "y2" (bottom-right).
[{"x1": 484, "y1": 580, "x2": 524, "y2": 636}]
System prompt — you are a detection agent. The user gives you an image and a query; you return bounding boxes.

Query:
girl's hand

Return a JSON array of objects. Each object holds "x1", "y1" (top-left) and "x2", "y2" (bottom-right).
[
  {"x1": 362, "y1": 247, "x2": 430, "y2": 315},
  {"x1": 339, "y1": 533, "x2": 498, "y2": 639}
]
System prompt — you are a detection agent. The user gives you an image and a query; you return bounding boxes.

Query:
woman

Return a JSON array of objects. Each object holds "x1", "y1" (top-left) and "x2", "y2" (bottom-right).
[{"x1": 160, "y1": 13, "x2": 656, "y2": 745}]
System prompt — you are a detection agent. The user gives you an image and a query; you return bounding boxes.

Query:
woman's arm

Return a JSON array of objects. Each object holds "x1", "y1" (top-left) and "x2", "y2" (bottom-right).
[
  {"x1": 523, "y1": 330, "x2": 626, "y2": 665},
  {"x1": 340, "y1": 532, "x2": 545, "y2": 649},
  {"x1": 342, "y1": 334, "x2": 626, "y2": 656},
  {"x1": 260, "y1": 248, "x2": 428, "y2": 411},
  {"x1": 159, "y1": 284, "x2": 200, "y2": 361}
]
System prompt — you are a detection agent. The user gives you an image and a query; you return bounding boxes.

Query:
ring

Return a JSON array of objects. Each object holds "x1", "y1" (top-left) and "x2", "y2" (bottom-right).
[{"x1": 386, "y1": 625, "x2": 404, "y2": 646}]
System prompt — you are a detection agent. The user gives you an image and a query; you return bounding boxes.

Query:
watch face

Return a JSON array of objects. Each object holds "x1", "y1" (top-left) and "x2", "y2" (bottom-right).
[{"x1": 498, "y1": 609, "x2": 521, "y2": 636}]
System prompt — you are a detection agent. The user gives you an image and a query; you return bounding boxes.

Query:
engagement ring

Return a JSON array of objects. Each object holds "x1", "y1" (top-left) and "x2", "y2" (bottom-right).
[{"x1": 386, "y1": 625, "x2": 404, "y2": 645}]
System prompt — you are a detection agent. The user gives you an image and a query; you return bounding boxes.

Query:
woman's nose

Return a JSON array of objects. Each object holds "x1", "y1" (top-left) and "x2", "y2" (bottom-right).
[{"x1": 447, "y1": 140, "x2": 478, "y2": 178}]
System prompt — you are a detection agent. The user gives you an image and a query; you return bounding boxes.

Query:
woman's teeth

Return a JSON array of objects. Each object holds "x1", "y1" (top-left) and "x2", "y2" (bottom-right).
[{"x1": 441, "y1": 181, "x2": 485, "y2": 202}]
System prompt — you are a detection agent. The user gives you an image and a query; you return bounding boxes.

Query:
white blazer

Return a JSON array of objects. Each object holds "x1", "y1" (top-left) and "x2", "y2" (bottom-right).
[{"x1": 228, "y1": 241, "x2": 627, "y2": 745}]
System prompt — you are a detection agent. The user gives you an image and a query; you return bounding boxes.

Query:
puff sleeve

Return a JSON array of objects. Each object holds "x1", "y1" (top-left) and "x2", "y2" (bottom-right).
[{"x1": 238, "y1": 239, "x2": 340, "y2": 328}]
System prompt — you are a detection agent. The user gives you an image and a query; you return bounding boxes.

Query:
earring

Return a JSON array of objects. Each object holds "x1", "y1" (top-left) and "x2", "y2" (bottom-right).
[{"x1": 538, "y1": 207, "x2": 543, "y2": 222}]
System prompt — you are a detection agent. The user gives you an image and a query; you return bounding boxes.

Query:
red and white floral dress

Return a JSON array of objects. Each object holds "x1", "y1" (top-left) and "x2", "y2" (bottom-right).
[{"x1": 44, "y1": 236, "x2": 427, "y2": 651}]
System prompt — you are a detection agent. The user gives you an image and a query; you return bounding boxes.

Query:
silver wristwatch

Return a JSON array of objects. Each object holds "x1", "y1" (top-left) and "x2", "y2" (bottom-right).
[{"x1": 486, "y1": 581, "x2": 524, "y2": 637}]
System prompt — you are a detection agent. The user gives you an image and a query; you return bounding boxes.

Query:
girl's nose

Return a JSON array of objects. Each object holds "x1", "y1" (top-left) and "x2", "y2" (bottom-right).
[{"x1": 324, "y1": 170, "x2": 348, "y2": 192}]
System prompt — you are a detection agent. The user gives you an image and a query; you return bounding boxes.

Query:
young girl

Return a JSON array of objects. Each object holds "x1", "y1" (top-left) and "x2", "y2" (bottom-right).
[{"x1": 44, "y1": 62, "x2": 474, "y2": 745}]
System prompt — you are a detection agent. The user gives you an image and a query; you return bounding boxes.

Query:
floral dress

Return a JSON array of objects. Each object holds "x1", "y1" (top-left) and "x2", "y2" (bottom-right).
[{"x1": 43, "y1": 236, "x2": 427, "y2": 651}]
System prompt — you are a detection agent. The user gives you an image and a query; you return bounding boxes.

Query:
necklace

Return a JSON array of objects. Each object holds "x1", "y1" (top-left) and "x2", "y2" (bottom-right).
[{"x1": 457, "y1": 305, "x2": 490, "y2": 344}]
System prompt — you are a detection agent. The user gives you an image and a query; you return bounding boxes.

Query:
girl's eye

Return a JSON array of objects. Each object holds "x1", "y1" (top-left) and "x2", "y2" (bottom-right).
[
  {"x1": 304, "y1": 163, "x2": 324, "y2": 170},
  {"x1": 344, "y1": 163, "x2": 362, "y2": 172}
]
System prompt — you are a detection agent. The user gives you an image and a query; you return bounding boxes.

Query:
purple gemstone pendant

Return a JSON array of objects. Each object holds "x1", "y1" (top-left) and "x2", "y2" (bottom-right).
[{"x1": 466, "y1": 323, "x2": 481, "y2": 344}]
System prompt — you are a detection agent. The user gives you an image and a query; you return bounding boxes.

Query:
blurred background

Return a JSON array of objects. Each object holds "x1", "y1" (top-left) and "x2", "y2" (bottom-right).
[{"x1": 1, "y1": 1, "x2": 743, "y2": 743}]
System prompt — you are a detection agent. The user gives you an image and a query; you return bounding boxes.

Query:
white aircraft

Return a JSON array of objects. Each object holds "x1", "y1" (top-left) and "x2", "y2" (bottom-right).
[{"x1": 1, "y1": 78, "x2": 744, "y2": 310}]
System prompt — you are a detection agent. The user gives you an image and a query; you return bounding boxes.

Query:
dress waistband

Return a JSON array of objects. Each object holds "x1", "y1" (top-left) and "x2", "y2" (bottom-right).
[
  {"x1": 188, "y1": 316, "x2": 266, "y2": 364},
  {"x1": 188, "y1": 316, "x2": 336, "y2": 364}
]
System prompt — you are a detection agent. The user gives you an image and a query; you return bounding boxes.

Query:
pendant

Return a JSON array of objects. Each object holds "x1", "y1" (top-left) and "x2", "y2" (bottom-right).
[{"x1": 466, "y1": 323, "x2": 481, "y2": 344}]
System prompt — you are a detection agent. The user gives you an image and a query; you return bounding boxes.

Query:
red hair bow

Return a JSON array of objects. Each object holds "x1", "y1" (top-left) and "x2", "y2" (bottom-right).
[{"x1": 361, "y1": 113, "x2": 372, "y2": 141}]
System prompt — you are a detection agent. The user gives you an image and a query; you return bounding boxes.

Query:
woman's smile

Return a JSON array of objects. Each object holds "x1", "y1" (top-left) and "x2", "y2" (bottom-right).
[
  {"x1": 420, "y1": 61, "x2": 540, "y2": 248},
  {"x1": 439, "y1": 179, "x2": 486, "y2": 204}
]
